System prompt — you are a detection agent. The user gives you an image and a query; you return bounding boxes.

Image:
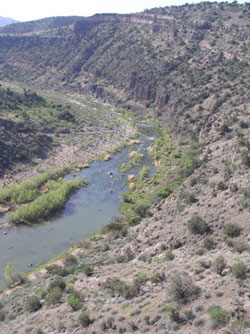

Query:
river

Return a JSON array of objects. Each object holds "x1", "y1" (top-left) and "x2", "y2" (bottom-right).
[{"x1": 0, "y1": 124, "x2": 158, "y2": 289}]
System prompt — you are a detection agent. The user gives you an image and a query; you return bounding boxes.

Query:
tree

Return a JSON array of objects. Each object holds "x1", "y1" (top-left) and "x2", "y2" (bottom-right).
[{"x1": 4, "y1": 262, "x2": 24, "y2": 287}]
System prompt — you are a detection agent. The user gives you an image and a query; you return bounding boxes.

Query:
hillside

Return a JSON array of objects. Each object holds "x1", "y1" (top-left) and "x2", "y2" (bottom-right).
[
  {"x1": 0, "y1": 2, "x2": 250, "y2": 334},
  {"x1": 0, "y1": 17, "x2": 18, "y2": 28}
]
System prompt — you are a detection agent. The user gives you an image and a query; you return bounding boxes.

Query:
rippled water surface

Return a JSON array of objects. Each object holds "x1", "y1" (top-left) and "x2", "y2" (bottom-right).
[{"x1": 0, "y1": 125, "x2": 158, "y2": 288}]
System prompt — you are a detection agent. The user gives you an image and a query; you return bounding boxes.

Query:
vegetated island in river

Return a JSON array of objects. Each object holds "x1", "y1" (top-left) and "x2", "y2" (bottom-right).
[{"x1": 0, "y1": 166, "x2": 86, "y2": 225}]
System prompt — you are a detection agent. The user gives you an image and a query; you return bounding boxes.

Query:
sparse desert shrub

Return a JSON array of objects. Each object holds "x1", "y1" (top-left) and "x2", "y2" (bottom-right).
[
  {"x1": 0, "y1": 311, "x2": 5, "y2": 321},
  {"x1": 151, "y1": 271, "x2": 166, "y2": 284},
  {"x1": 244, "y1": 188, "x2": 250, "y2": 198},
  {"x1": 48, "y1": 277, "x2": 66, "y2": 291},
  {"x1": 241, "y1": 151, "x2": 250, "y2": 167},
  {"x1": 46, "y1": 264, "x2": 70, "y2": 277},
  {"x1": 134, "y1": 201, "x2": 150, "y2": 218},
  {"x1": 78, "y1": 312, "x2": 91, "y2": 328},
  {"x1": 77, "y1": 264, "x2": 94, "y2": 277},
  {"x1": 224, "y1": 224, "x2": 241, "y2": 238},
  {"x1": 166, "y1": 250, "x2": 175, "y2": 261},
  {"x1": 230, "y1": 183, "x2": 239, "y2": 192},
  {"x1": 207, "y1": 306, "x2": 230, "y2": 328},
  {"x1": 64, "y1": 254, "x2": 78, "y2": 267},
  {"x1": 166, "y1": 306, "x2": 182, "y2": 323},
  {"x1": 134, "y1": 273, "x2": 148, "y2": 290},
  {"x1": 155, "y1": 186, "x2": 173, "y2": 199},
  {"x1": 231, "y1": 261, "x2": 247, "y2": 280},
  {"x1": 232, "y1": 242, "x2": 248, "y2": 254},
  {"x1": 168, "y1": 272, "x2": 200, "y2": 304},
  {"x1": 187, "y1": 215, "x2": 209, "y2": 235},
  {"x1": 184, "y1": 309, "x2": 196, "y2": 322},
  {"x1": 203, "y1": 237, "x2": 215, "y2": 250},
  {"x1": 239, "y1": 120, "x2": 249, "y2": 129},
  {"x1": 213, "y1": 256, "x2": 226, "y2": 276},
  {"x1": 46, "y1": 287, "x2": 63, "y2": 305},
  {"x1": 217, "y1": 181, "x2": 227, "y2": 191},
  {"x1": 67, "y1": 295, "x2": 81, "y2": 311},
  {"x1": 4, "y1": 262, "x2": 25, "y2": 287},
  {"x1": 102, "y1": 278, "x2": 138, "y2": 299},
  {"x1": 184, "y1": 192, "x2": 198, "y2": 204},
  {"x1": 24, "y1": 296, "x2": 42, "y2": 313},
  {"x1": 35, "y1": 287, "x2": 47, "y2": 298}
]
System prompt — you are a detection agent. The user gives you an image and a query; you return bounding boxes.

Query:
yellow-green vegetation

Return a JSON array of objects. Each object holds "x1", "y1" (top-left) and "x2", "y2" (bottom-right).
[
  {"x1": 0, "y1": 166, "x2": 72, "y2": 206},
  {"x1": 7, "y1": 178, "x2": 86, "y2": 224},
  {"x1": 119, "y1": 151, "x2": 143, "y2": 172},
  {"x1": 120, "y1": 129, "x2": 199, "y2": 224}
]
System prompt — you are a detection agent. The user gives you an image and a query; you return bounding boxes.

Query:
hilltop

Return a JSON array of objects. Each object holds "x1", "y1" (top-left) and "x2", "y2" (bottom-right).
[
  {"x1": 0, "y1": 17, "x2": 19, "y2": 28},
  {"x1": 0, "y1": 2, "x2": 249, "y2": 334}
]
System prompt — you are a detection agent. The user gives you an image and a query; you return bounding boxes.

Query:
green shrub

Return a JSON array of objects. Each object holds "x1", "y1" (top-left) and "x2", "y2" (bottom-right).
[
  {"x1": 0, "y1": 311, "x2": 5, "y2": 321},
  {"x1": 78, "y1": 312, "x2": 91, "y2": 328},
  {"x1": 8, "y1": 178, "x2": 83, "y2": 224},
  {"x1": 168, "y1": 272, "x2": 200, "y2": 304},
  {"x1": 203, "y1": 237, "x2": 215, "y2": 250},
  {"x1": 244, "y1": 188, "x2": 250, "y2": 198},
  {"x1": 224, "y1": 224, "x2": 241, "y2": 238},
  {"x1": 134, "y1": 273, "x2": 148, "y2": 290},
  {"x1": 35, "y1": 287, "x2": 47, "y2": 298},
  {"x1": 77, "y1": 264, "x2": 94, "y2": 277},
  {"x1": 24, "y1": 296, "x2": 42, "y2": 313},
  {"x1": 208, "y1": 306, "x2": 230, "y2": 328},
  {"x1": 67, "y1": 295, "x2": 81, "y2": 311},
  {"x1": 155, "y1": 186, "x2": 173, "y2": 199},
  {"x1": 4, "y1": 262, "x2": 25, "y2": 287},
  {"x1": 102, "y1": 278, "x2": 138, "y2": 299},
  {"x1": 166, "y1": 250, "x2": 175, "y2": 261},
  {"x1": 232, "y1": 242, "x2": 248, "y2": 254},
  {"x1": 213, "y1": 256, "x2": 226, "y2": 276},
  {"x1": 134, "y1": 201, "x2": 150, "y2": 218},
  {"x1": 151, "y1": 271, "x2": 166, "y2": 284},
  {"x1": 217, "y1": 181, "x2": 227, "y2": 191},
  {"x1": 46, "y1": 265, "x2": 70, "y2": 277},
  {"x1": 231, "y1": 261, "x2": 247, "y2": 279},
  {"x1": 64, "y1": 254, "x2": 78, "y2": 267},
  {"x1": 48, "y1": 277, "x2": 66, "y2": 291},
  {"x1": 187, "y1": 215, "x2": 209, "y2": 235},
  {"x1": 46, "y1": 287, "x2": 63, "y2": 305}
]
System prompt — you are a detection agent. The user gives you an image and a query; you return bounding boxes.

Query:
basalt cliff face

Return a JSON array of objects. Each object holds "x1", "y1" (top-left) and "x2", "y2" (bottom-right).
[{"x1": 0, "y1": 2, "x2": 249, "y2": 134}]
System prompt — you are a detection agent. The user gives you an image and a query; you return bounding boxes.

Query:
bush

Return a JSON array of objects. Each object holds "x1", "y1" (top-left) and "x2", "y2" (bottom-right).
[
  {"x1": 4, "y1": 262, "x2": 25, "y2": 287},
  {"x1": 48, "y1": 277, "x2": 66, "y2": 291},
  {"x1": 232, "y1": 242, "x2": 248, "y2": 254},
  {"x1": 203, "y1": 237, "x2": 215, "y2": 250},
  {"x1": 155, "y1": 186, "x2": 173, "y2": 199},
  {"x1": 231, "y1": 261, "x2": 247, "y2": 280},
  {"x1": 213, "y1": 256, "x2": 226, "y2": 276},
  {"x1": 151, "y1": 271, "x2": 166, "y2": 284},
  {"x1": 166, "y1": 250, "x2": 175, "y2": 261},
  {"x1": 224, "y1": 224, "x2": 241, "y2": 238},
  {"x1": 208, "y1": 306, "x2": 230, "y2": 328},
  {"x1": 0, "y1": 311, "x2": 5, "y2": 321},
  {"x1": 46, "y1": 265, "x2": 70, "y2": 277},
  {"x1": 134, "y1": 201, "x2": 150, "y2": 218},
  {"x1": 77, "y1": 264, "x2": 94, "y2": 277},
  {"x1": 187, "y1": 216, "x2": 209, "y2": 235},
  {"x1": 134, "y1": 273, "x2": 148, "y2": 290},
  {"x1": 78, "y1": 312, "x2": 91, "y2": 328},
  {"x1": 64, "y1": 254, "x2": 78, "y2": 267},
  {"x1": 102, "y1": 278, "x2": 138, "y2": 299},
  {"x1": 168, "y1": 272, "x2": 200, "y2": 304},
  {"x1": 46, "y1": 287, "x2": 63, "y2": 305},
  {"x1": 24, "y1": 296, "x2": 42, "y2": 313},
  {"x1": 67, "y1": 295, "x2": 81, "y2": 311}
]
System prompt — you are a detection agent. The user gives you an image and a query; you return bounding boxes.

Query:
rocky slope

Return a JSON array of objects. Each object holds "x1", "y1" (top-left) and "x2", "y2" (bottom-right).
[{"x1": 0, "y1": 2, "x2": 249, "y2": 334}]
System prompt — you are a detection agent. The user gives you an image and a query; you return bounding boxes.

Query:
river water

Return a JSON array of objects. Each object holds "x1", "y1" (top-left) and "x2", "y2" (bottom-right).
[{"x1": 0, "y1": 125, "x2": 158, "y2": 289}]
